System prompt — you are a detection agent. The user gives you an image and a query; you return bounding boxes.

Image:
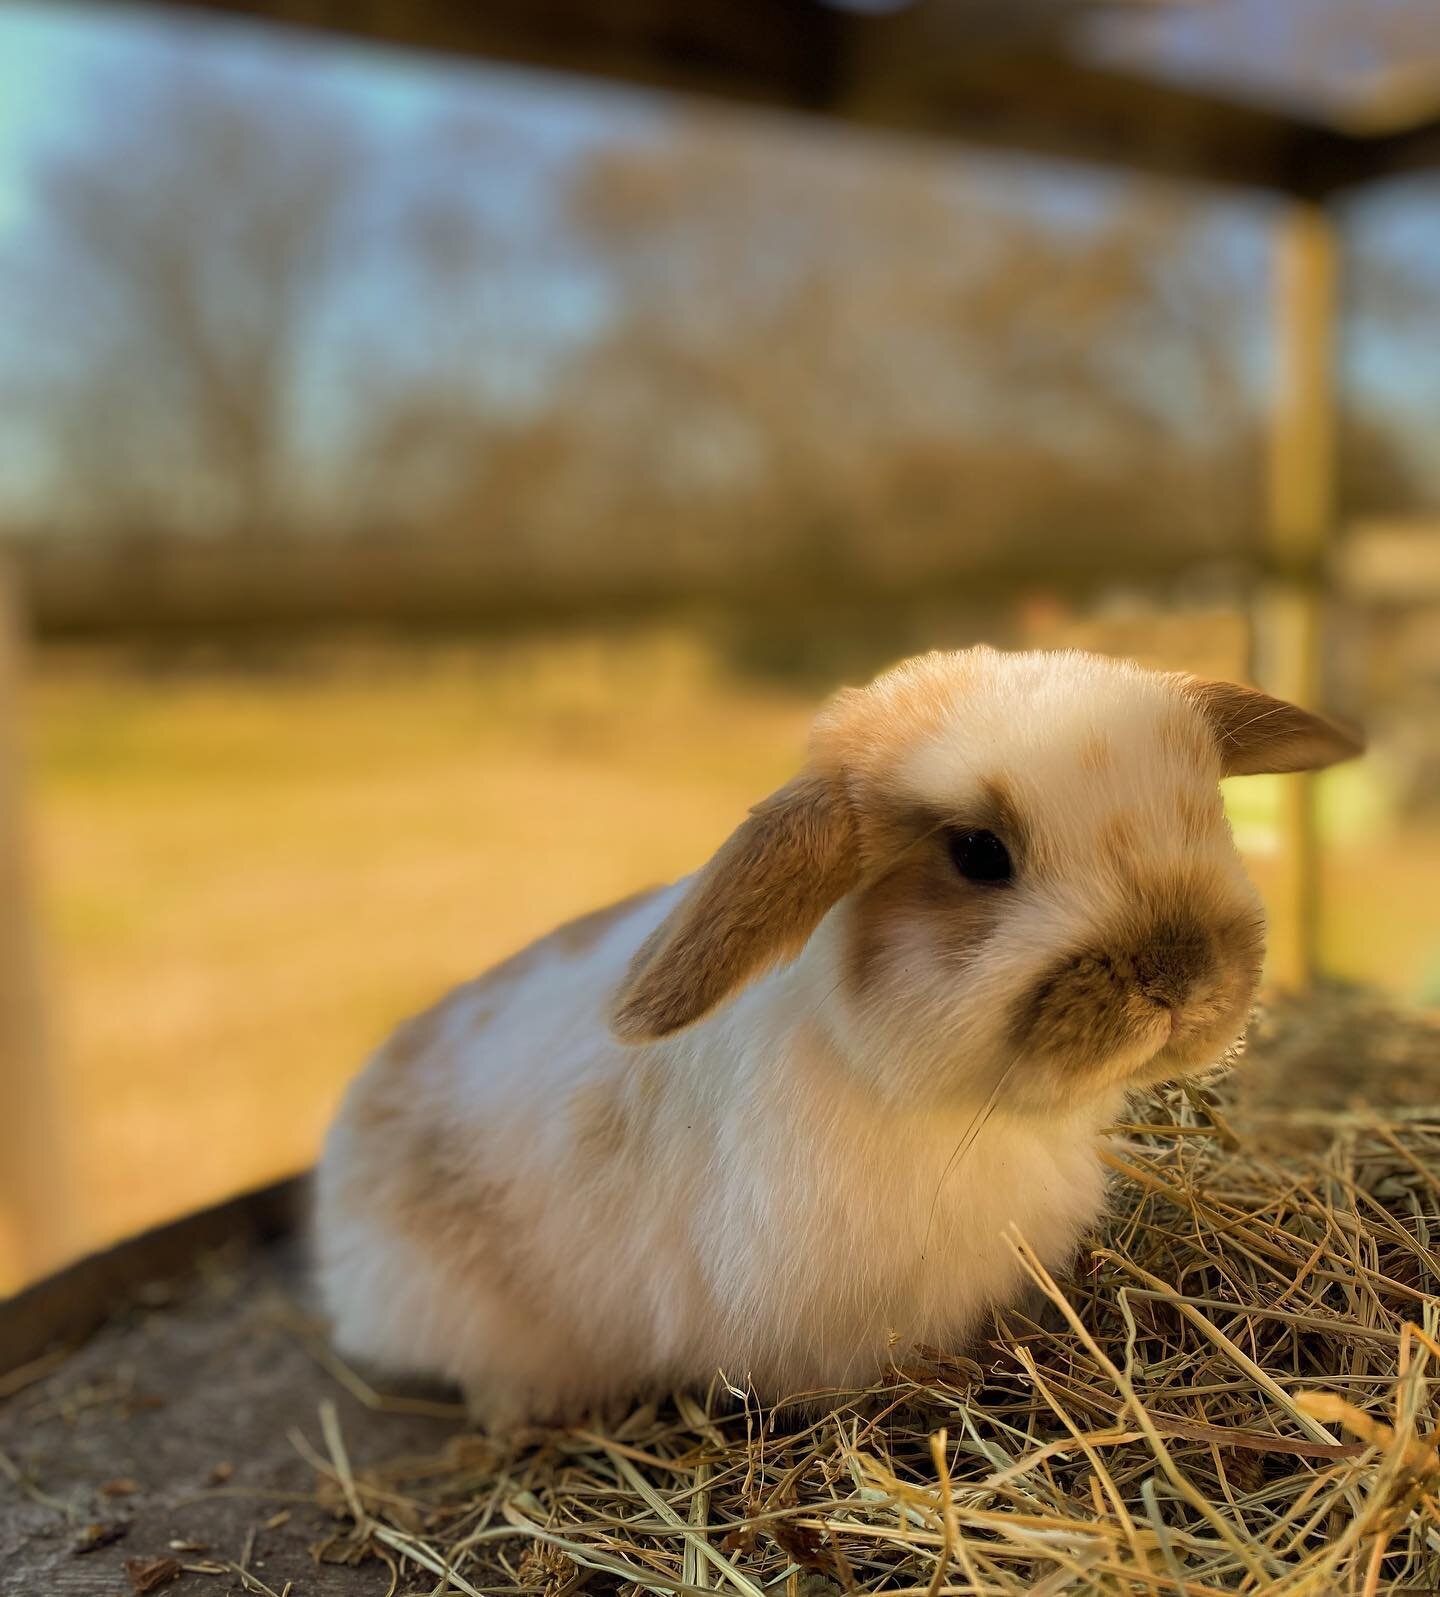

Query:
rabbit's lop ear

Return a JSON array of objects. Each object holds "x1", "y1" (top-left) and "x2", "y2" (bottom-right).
[
  {"x1": 1184, "y1": 677, "x2": 1364, "y2": 777},
  {"x1": 612, "y1": 773, "x2": 860, "y2": 1043}
]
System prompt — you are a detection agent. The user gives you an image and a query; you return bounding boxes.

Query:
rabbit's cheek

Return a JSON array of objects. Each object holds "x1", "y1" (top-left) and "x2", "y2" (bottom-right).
[
  {"x1": 844, "y1": 853, "x2": 1007, "y2": 1001},
  {"x1": 1009, "y1": 948, "x2": 1163, "y2": 1075}
]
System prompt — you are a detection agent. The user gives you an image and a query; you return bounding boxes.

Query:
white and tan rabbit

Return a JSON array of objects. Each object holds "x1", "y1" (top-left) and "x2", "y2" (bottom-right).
[{"x1": 315, "y1": 647, "x2": 1361, "y2": 1428}]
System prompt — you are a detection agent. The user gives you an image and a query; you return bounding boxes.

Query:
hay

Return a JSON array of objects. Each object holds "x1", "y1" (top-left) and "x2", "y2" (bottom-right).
[{"x1": 307, "y1": 1006, "x2": 1440, "y2": 1595}]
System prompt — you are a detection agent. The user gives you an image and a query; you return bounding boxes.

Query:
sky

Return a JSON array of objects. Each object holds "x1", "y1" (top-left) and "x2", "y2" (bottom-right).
[
  {"x1": 0, "y1": 0, "x2": 649, "y2": 300},
  {"x1": 0, "y1": 1, "x2": 654, "y2": 515},
  {"x1": 0, "y1": 0, "x2": 1436, "y2": 524}
]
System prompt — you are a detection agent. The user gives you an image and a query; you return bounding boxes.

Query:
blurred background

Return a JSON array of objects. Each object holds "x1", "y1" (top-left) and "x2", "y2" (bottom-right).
[{"x1": 2, "y1": 0, "x2": 1439, "y2": 1292}]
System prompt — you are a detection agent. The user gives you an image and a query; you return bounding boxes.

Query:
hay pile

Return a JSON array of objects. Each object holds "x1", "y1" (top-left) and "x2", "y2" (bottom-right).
[{"x1": 309, "y1": 1000, "x2": 1440, "y2": 1595}]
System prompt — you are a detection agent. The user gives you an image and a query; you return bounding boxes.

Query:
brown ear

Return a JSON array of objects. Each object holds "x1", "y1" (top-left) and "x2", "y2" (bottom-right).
[
  {"x1": 611, "y1": 772, "x2": 860, "y2": 1043},
  {"x1": 1184, "y1": 677, "x2": 1364, "y2": 777}
]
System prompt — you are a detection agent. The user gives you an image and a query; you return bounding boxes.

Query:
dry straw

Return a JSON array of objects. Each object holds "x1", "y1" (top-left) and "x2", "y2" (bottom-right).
[{"x1": 306, "y1": 1069, "x2": 1439, "y2": 1595}]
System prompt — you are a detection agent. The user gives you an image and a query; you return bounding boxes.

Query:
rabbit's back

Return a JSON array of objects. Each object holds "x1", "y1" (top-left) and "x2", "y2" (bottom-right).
[{"x1": 314, "y1": 883, "x2": 689, "y2": 1418}]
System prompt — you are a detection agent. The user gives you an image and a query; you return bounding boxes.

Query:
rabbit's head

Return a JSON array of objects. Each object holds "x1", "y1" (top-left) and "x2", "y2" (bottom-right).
[{"x1": 612, "y1": 649, "x2": 1361, "y2": 1113}]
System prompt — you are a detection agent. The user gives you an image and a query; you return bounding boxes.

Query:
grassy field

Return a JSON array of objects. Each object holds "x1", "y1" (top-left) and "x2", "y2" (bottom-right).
[{"x1": 19, "y1": 631, "x2": 1440, "y2": 1281}]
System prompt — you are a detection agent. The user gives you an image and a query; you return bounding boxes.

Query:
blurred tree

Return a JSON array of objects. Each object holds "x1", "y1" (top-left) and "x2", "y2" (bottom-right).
[
  {"x1": 1338, "y1": 412, "x2": 1424, "y2": 516},
  {"x1": 2, "y1": 44, "x2": 550, "y2": 546},
  {"x1": 461, "y1": 118, "x2": 1270, "y2": 590},
  {"x1": 4, "y1": 31, "x2": 1426, "y2": 592},
  {"x1": 1342, "y1": 183, "x2": 1440, "y2": 518},
  {"x1": 9, "y1": 54, "x2": 366, "y2": 541}
]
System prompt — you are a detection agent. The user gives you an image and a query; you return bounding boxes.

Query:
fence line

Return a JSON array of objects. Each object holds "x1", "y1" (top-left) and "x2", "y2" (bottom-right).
[{"x1": 4, "y1": 537, "x2": 1260, "y2": 639}]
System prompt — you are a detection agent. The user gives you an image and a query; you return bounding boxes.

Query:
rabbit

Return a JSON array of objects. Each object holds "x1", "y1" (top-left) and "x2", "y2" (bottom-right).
[{"x1": 314, "y1": 647, "x2": 1362, "y2": 1430}]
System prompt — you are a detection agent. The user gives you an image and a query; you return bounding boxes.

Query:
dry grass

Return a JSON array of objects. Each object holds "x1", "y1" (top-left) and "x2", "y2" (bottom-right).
[{"x1": 296, "y1": 1006, "x2": 1440, "y2": 1596}]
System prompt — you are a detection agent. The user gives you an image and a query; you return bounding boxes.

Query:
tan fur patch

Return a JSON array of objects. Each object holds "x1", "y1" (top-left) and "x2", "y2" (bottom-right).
[
  {"x1": 1078, "y1": 733, "x2": 1113, "y2": 773},
  {"x1": 340, "y1": 1061, "x2": 541, "y2": 1310},
  {"x1": 569, "y1": 1078, "x2": 626, "y2": 1166},
  {"x1": 369, "y1": 985, "x2": 473, "y2": 1078},
  {"x1": 380, "y1": 1007, "x2": 446, "y2": 1075},
  {"x1": 1100, "y1": 811, "x2": 1141, "y2": 872},
  {"x1": 1177, "y1": 788, "x2": 1219, "y2": 844},
  {"x1": 810, "y1": 650, "x2": 1041, "y2": 873},
  {"x1": 1159, "y1": 714, "x2": 1211, "y2": 767},
  {"x1": 570, "y1": 1058, "x2": 666, "y2": 1176},
  {"x1": 337, "y1": 895, "x2": 673, "y2": 1324},
  {"x1": 810, "y1": 648, "x2": 988, "y2": 782},
  {"x1": 397, "y1": 1132, "x2": 536, "y2": 1305},
  {"x1": 346, "y1": 1072, "x2": 405, "y2": 1137},
  {"x1": 980, "y1": 775, "x2": 1039, "y2": 872},
  {"x1": 846, "y1": 839, "x2": 1007, "y2": 999},
  {"x1": 1110, "y1": 865, "x2": 1227, "y2": 933},
  {"x1": 612, "y1": 773, "x2": 860, "y2": 1041}
]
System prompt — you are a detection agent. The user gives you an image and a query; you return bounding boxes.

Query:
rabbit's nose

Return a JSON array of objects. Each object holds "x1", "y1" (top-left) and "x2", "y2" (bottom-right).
[{"x1": 1132, "y1": 920, "x2": 1213, "y2": 1011}]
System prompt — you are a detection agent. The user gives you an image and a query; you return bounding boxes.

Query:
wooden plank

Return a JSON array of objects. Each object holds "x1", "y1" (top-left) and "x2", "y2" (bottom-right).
[
  {"x1": 837, "y1": 37, "x2": 1352, "y2": 198},
  {"x1": 1253, "y1": 203, "x2": 1338, "y2": 991},
  {"x1": 123, "y1": 0, "x2": 1371, "y2": 197},
  {"x1": 1340, "y1": 520, "x2": 1440, "y2": 603},
  {"x1": 1321, "y1": 111, "x2": 1440, "y2": 191},
  {"x1": 10, "y1": 537, "x2": 1259, "y2": 640},
  {"x1": 0, "y1": 561, "x2": 71, "y2": 1292},
  {"x1": 0, "y1": 1173, "x2": 307, "y2": 1375}
]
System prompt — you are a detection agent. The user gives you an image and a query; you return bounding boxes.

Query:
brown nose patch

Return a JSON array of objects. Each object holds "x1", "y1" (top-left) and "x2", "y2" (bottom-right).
[
  {"x1": 1010, "y1": 917, "x2": 1215, "y2": 1060},
  {"x1": 1132, "y1": 918, "x2": 1214, "y2": 1009}
]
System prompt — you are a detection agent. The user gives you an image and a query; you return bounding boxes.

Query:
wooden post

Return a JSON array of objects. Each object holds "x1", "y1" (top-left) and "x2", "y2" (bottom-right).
[
  {"x1": 1255, "y1": 202, "x2": 1337, "y2": 989},
  {"x1": 0, "y1": 559, "x2": 69, "y2": 1290}
]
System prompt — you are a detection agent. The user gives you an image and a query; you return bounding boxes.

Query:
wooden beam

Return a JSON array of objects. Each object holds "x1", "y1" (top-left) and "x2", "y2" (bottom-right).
[
  {"x1": 1252, "y1": 204, "x2": 1338, "y2": 991},
  {"x1": 127, "y1": 0, "x2": 1370, "y2": 197},
  {"x1": 0, "y1": 562, "x2": 71, "y2": 1292},
  {"x1": 1315, "y1": 112, "x2": 1440, "y2": 193}
]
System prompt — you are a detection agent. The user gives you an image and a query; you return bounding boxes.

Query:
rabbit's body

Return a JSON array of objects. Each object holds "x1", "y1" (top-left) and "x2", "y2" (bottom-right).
[
  {"x1": 317, "y1": 648, "x2": 1362, "y2": 1426},
  {"x1": 318, "y1": 882, "x2": 1114, "y2": 1424}
]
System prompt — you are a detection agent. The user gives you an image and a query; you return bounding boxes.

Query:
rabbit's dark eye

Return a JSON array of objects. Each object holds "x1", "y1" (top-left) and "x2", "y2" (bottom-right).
[{"x1": 948, "y1": 828, "x2": 1012, "y2": 884}]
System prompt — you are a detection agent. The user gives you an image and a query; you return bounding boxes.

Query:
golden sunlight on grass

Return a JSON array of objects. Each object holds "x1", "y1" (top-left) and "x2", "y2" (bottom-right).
[
  {"x1": 23, "y1": 632, "x2": 1439, "y2": 1273},
  {"x1": 28, "y1": 635, "x2": 808, "y2": 1267}
]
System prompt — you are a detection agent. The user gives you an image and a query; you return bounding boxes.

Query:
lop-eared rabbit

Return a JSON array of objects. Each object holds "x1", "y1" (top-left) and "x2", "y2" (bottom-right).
[{"x1": 317, "y1": 647, "x2": 1361, "y2": 1428}]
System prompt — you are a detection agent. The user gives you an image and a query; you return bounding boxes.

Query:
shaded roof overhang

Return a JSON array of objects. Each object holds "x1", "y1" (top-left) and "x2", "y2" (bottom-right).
[{"x1": 127, "y1": 0, "x2": 1440, "y2": 199}]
